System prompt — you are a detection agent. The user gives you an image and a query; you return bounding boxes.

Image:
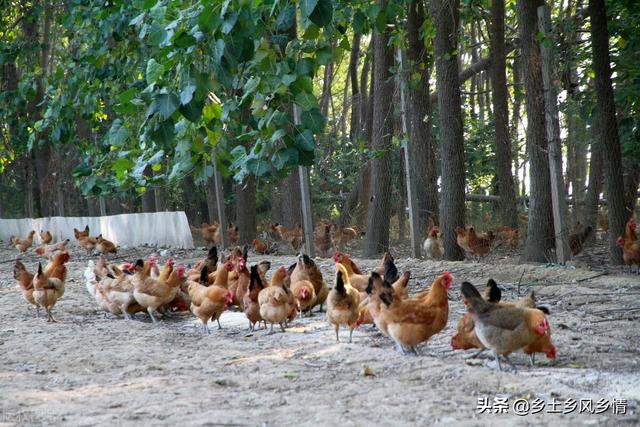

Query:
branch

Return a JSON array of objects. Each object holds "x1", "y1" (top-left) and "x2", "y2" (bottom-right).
[{"x1": 430, "y1": 43, "x2": 515, "y2": 104}]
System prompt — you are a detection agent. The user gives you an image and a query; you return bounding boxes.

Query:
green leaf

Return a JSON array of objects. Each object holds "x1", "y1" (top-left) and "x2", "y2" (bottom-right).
[
  {"x1": 272, "y1": 148, "x2": 298, "y2": 170},
  {"x1": 353, "y1": 11, "x2": 366, "y2": 34},
  {"x1": 277, "y1": 4, "x2": 296, "y2": 30},
  {"x1": 300, "y1": 0, "x2": 319, "y2": 19},
  {"x1": 180, "y1": 84, "x2": 196, "y2": 105},
  {"x1": 295, "y1": 92, "x2": 319, "y2": 111},
  {"x1": 282, "y1": 74, "x2": 297, "y2": 86},
  {"x1": 203, "y1": 102, "x2": 222, "y2": 121},
  {"x1": 108, "y1": 119, "x2": 129, "y2": 146},
  {"x1": 179, "y1": 98, "x2": 204, "y2": 122},
  {"x1": 300, "y1": 108, "x2": 325, "y2": 133},
  {"x1": 221, "y1": 12, "x2": 238, "y2": 34},
  {"x1": 199, "y1": 2, "x2": 222, "y2": 33},
  {"x1": 296, "y1": 58, "x2": 315, "y2": 76},
  {"x1": 118, "y1": 88, "x2": 137, "y2": 104},
  {"x1": 302, "y1": 24, "x2": 320, "y2": 40},
  {"x1": 150, "y1": 120, "x2": 175, "y2": 144},
  {"x1": 146, "y1": 59, "x2": 164, "y2": 84},
  {"x1": 270, "y1": 129, "x2": 287, "y2": 143},
  {"x1": 156, "y1": 93, "x2": 180, "y2": 120},
  {"x1": 295, "y1": 130, "x2": 315, "y2": 151},
  {"x1": 309, "y1": 0, "x2": 333, "y2": 27},
  {"x1": 315, "y1": 46, "x2": 333, "y2": 65},
  {"x1": 246, "y1": 158, "x2": 270, "y2": 176}
]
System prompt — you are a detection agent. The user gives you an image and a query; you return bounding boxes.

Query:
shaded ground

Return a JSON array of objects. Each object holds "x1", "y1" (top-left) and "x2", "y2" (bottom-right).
[{"x1": 0, "y1": 239, "x2": 639, "y2": 426}]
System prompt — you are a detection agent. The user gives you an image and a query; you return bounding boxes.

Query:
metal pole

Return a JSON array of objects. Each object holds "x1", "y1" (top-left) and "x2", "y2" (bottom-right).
[
  {"x1": 293, "y1": 105, "x2": 315, "y2": 257},
  {"x1": 397, "y1": 47, "x2": 421, "y2": 258},
  {"x1": 538, "y1": 5, "x2": 571, "y2": 263}
]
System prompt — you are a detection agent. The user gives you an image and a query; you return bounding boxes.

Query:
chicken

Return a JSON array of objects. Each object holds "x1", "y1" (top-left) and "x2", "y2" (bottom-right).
[
  {"x1": 314, "y1": 223, "x2": 331, "y2": 256},
  {"x1": 483, "y1": 279, "x2": 502, "y2": 303},
  {"x1": 85, "y1": 261, "x2": 144, "y2": 319},
  {"x1": 132, "y1": 258, "x2": 185, "y2": 323},
  {"x1": 40, "y1": 230, "x2": 53, "y2": 244},
  {"x1": 466, "y1": 226, "x2": 495, "y2": 259},
  {"x1": 391, "y1": 271, "x2": 411, "y2": 300},
  {"x1": 256, "y1": 260, "x2": 271, "y2": 288},
  {"x1": 44, "y1": 251, "x2": 71, "y2": 284},
  {"x1": 187, "y1": 246, "x2": 218, "y2": 282},
  {"x1": 370, "y1": 271, "x2": 451, "y2": 355},
  {"x1": 14, "y1": 261, "x2": 37, "y2": 315},
  {"x1": 32, "y1": 263, "x2": 65, "y2": 322},
  {"x1": 331, "y1": 224, "x2": 358, "y2": 249},
  {"x1": 228, "y1": 258, "x2": 250, "y2": 309},
  {"x1": 326, "y1": 264, "x2": 361, "y2": 343},
  {"x1": 455, "y1": 226, "x2": 471, "y2": 253},
  {"x1": 188, "y1": 266, "x2": 234, "y2": 333},
  {"x1": 201, "y1": 222, "x2": 218, "y2": 245},
  {"x1": 451, "y1": 312, "x2": 484, "y2": 352},
  {"x1": 34, "y1": 239, "x2": 70, "y2": 259},
  {"x1": 332, "y1": 252, "x2": 369, "y2": 292},
  {"x1": 423, "y1": 223, "x2": 443, "y2": 260},
  {"x1": 243, "y1": 265, "x2": 266, "y2": 331},
  {"x1": 625, "y1": 217, "x2": 637, "y2": 241},
  {"x1": 275, "y1": 223, "x2": 302, "y2": 251},
  {"x1": 252, "y1": 239, "x2": 268, "y2": 254},
  {"x1": 258, "y1": 266, "x2": 294, "y2": 333},
  {"x1": 569, "y1": 223, "x2": 593, "y2": 256},
  {"x1": 12, "y1": 230, "x2": 36, "y2": 252},
  {"x1": 617, "y1": 236, "x2": 640, "y2": 273},
  {"x1": 96, "y1": 234, "x2": 117, "y2": 255},
  {"x1": 289, "y1": 255, "x2": 317, "y2": 316},
  {"x1": 495, "y1": 226, "x2": 520, "y2": 248},
  {"x1": 460, "y1": 281, "x2": 552, "y2": 370},
  {"x1": 77, "y1": 235, "x2": 98, "y2": 254},
  {"x1": 373, "y1": 251, "x2": 399, "y2": 284},
  {"x1": 227, "y1": 223, "x2": 240, "y2": 245},
  {"x1": 74, "y1": 225, "x2": 90, "y2": 239}
]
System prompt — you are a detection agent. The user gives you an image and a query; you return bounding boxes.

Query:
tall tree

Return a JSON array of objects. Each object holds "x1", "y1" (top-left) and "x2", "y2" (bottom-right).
[
  {"x1": 235, "y1": 177, "x2": 257, "y2": 245},
  {"x1": 490, "y1": 0, "x2": 518, "y2": 228},
  {"x1": 407, "y1": 0, "x2": 439, "y2": 232},
  {"x1": 517, "y1": 0, "x2": 555, "y2": 262},
  {"x1": 429, "y1": 0, "x2": 466, "y2": 260},
  {"x1": 589, "y1": 0, "x2": 626, "y2": 263},
  {"x1": 364, "y1": 0, "x2": 394, "y2": 257}
]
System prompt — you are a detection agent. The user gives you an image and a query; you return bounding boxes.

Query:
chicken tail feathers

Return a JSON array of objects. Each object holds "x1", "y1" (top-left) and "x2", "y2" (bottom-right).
[{"x1": 461, "y1": 282, "x2": 491, "y2": 313}]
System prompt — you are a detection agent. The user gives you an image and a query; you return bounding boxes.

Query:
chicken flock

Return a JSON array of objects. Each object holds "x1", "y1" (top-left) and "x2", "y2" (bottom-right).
[{"x1": 8, "y1": 216, "x2": 639, "y2": 371}]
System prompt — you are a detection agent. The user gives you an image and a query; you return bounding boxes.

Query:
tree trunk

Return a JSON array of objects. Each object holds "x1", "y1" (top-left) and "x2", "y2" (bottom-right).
[
  {"x1": 517, "y1": 0, "x2": 555, "y2": 262},
  {"x1": 584, "y1": 138, "x2": 603, "y2": 227},
  {"x1": 141, "y1": 166, "x2": 156, "y2": 212},
  {"x1": 469, "y1": 22, "x2": 478, "y2": 121},
  {"x1": 320, "y1": 61, "x2": 334, "y2": 119},
  {"x1": 407, "y1": 0, "x2": 439, "y2": 230},
  {"x1": 589, "y1": 0, "x2": 626, "y2": 264},
  {"x1": 490, "y1": 0, "x2": 518, "y2": 228},
  {"x1": 430, "y1": 0, "x2": 466, "y2": 261},
  {"x1": 364, "y1": 0, "x2": 394, "y2": 257},
  {"x1": 511, "y1": 52, "x2": 524, "y2": 197},
  {"x1": 235, "y1": 176, "x2": 257, "y2": 245},
  {"x1": 205, "y1": 175, "x2": 217, "y2": 223},
  {"x1": 349, "y1": 33, "x2": 362, "y2": 142},
  {"x1": 623, "y1": 160, "x2": 640, "y2": 216}
]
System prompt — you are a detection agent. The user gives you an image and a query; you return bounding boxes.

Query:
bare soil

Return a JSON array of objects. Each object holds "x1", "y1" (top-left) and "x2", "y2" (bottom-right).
[{"x1": 0, "y1": 238, "x2": 639, "y2": 426}]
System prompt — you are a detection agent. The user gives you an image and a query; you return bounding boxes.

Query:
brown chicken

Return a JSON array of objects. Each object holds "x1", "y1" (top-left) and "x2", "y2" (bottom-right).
[
  {"x1": 32, "y1": 263, "x2": 65, "y2": 322},
  {"x1": 44, "y1": 252, "x2": 71, "y2": 284},
  {"x1": 331, "y1": 224, "x2": 358, "y2": 249},
  {"x1": 289, "y1": 255, "x2": 317, "y2": 316},
  {"x1": 189, "y1": 266, "x2": 234, "y2": 333},
  {"x1": 370, "y1": 271, "x2": 452, "y2": 355},
  {"x1": 495, "y1": 226, "x2": 520, "y2": 248},
  {"x1": 314, "y1": 223, "x2": 331, "y2": 256},
  {"x1": 96, "y1": 234, "x2": 117, "y2": 255},
  {"x1": 227, "y1": 223, "x2": 240, "y2": 245},
  {"x1": 132, "y1": 258, "x2": 185, "y2": 323},
  {"x1": 569, "y1": 223, "x2": 592, "y2": 256},
  {"x1": 201, "y1": 222, "x2": 218, "y2": 245},
  {"x1": 74, "y1": 225, "x2": 90, "y2": 239},
  {"x1": 252, "y1": 239, "x2": 268, "y2": 254},
  {"x1": 12, "y1": 230, "x2": 36, "y2": 252},
  {"x1": 332, "y1": 252, "x2": 370, "y2": 291},
  {"x1": 229, "y1": 258, "x2": 250, "y2": 309},
  {"x1": 14, "y1": 261, "x2": 38, "y2": 315},
  {"x1": 372, "y1": 252, "x2": 400, "y2": 284},
  {"x1": 258, "y1": 266, "x2": 295, "y2": 333},
  {"x1": 466, "y1": 226, "x2": 494, "y2": 259},
  {"x1": 34, "y1": 239, "x2": 70, "y2": 259},
  {"x1": 40, "y1": 230, "x2": 53, "y2": 244},
  {"x1": 78, "y1": 235, "x2": 98, "y2": 254},
  {"x1": 461, "y1": 281, "x2": 553, "y2": 370},
  {"x1": 275, "y1": 223, "x2": 302, "y2": 251},
  {"x1": 243, "y1": 265, "x2": 265, "y2": 331},
  {"x1": 187, "y1": 246, "x2": 218, "y2": 282},
  {"x1": 423, "y1": 223, "x2": 444, "y2": 260},
  {"x1": 326, "y1": 264, "x2": 361, "y2": 343},
  {"x1": 617, "y1": 236, "x2": 640, "y2": 273}
]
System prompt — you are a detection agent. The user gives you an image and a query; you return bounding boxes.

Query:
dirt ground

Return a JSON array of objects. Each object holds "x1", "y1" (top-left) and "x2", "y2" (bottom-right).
[{"x1": 0, "y1": 238, "x2": 639, "y2": 426}]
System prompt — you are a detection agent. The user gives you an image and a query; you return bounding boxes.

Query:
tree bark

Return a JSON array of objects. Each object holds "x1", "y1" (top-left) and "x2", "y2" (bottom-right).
[
  {"x1": 517, "y1": 0, "x2": 555, "y2": 262},
  {"x1": 430, "y1": 0, "x2": 466, "y2": 260},
  {"x1": 364, "y1": 0, "x2": 394, "y2": 257},
  {"x1": 511, "y1": 52, "x2": 524, "y2": 197},
  {"x1": 141, "y1": 166, "x2": 156, "y2": 212},
  {"x1": 589, "y1": 0, "x2": 626, "y2": 264},
  {"x1": 407, "y1": 0, "x2": 439, "y2": 230},
  {"x1": 349, "y1": 33, "x2": 362, "y2": 142},
  {"x1": 490, "y1": 0, "x2": 518, "y2": 228},
  {"x1": 584, "y1": 138, "x2": 603, "y2": 227}
]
